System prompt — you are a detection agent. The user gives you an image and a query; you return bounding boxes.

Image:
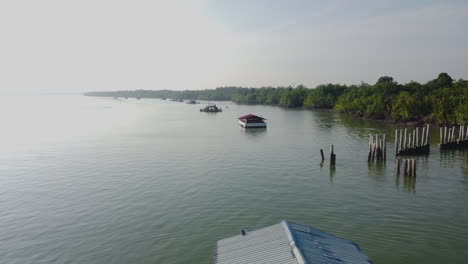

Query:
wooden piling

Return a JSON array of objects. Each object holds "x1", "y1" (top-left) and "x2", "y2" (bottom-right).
[
  {"x1": 320, "y1": 149, "x2": 324, "y2": 162},
  {"x1": 395, "y1": 130, "x2": 399, "y2": 154},
  {"x1": 403, "y1": 129, "x2": 407, "y2": 150},
  {"x1": 383, "y1": 134, "x2": 386, "y2": 161},
  {"x1": 440, "y1": 127, "x2": 443, "y2": 144},
  {"x1": 330, "y1": 145, "x2": 336, "y2": 166},
  {"x1": 426, "y1": 124, "x2": 430, "y2": 145}
]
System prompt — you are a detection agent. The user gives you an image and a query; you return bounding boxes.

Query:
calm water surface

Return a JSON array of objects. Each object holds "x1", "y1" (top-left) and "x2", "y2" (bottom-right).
[{"x1": 0, "y1": 95, "x2": 467, "y2": 264}]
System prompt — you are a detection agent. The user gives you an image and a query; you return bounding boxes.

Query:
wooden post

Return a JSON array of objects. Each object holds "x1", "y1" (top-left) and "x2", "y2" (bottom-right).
[
  {"x1": 440, "y1": 127, "x2": 443, "y2": 144},
  {"x1": 330, "y1": 145, "x2": 336, "y2": 166},
  {"x1": 368, "y1": 135, "x2": 372, "y2": 161},
  {"x1": 444, "y1": 126, "x2": 448, "y2": 144},
  {"x1": 383, "y1": 134, "x2": 386, "y2": 161},
  {"x1": 408, "y1": 132, "x2": 412, "y2": 150},
  {"x1": 421, "y1": 127, "x2": 425, "y2": 146},
  {"x1": 465, "y1": 125, "x2": 468, "y2": 140},
  {"x1": 395, "y1": 129, "x2": 399, "y2": 155},
  {"x1": 413, "y1": 160, "x2": 416, "y2": 178},
  {"x1": 320, "y1": 149, "x2": 324, "y2": 162},
  {"x1": 416, "y1": 127, "x2": 419, "y2": 147},
  {"x1": 399, "y1": 129, "x2": 403, "y2": 152},
  {"x1": 403, "y1": 128, "x2": 407, "y2": 150},
  {"x1": 426, "y1": 124, "x2": 430, "y2": 145},
  {"x1": 371, "y1": 135, "x2": 378, "y2": 161},
  {"x1": 462, "y1": 126, "x2": 464, "y2": 140}
]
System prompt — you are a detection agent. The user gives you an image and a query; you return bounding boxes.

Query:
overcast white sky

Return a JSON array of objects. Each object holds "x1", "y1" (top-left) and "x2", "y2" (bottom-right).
[{"x1": 1, "y1": 0, "x2": 467, "y2": 93}]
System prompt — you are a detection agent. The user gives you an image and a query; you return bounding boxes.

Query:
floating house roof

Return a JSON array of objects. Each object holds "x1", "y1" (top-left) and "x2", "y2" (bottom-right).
[
  {"x1": 214, "y1": 220, "x2": 372, "y2": 264},
  {"x1": 238, "y1": 114, "x2": 266, "y2": 120}
]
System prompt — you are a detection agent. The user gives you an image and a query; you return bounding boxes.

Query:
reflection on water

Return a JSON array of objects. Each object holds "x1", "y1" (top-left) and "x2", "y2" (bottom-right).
[
  {"x1": 403, "y1": 175, "x2": 417, "y2": 193},
  {"x1": 367, "y1": 161, "x2": 386, "y2": 180}
]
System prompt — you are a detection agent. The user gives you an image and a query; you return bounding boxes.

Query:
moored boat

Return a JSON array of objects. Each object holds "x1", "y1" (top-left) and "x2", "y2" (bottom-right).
[
  {"x1": 238, "y1": 114, "x2": 267, "y2": 128},
  {"x1": 200, "y1": 104, "x2": 222, "y2": 112}
]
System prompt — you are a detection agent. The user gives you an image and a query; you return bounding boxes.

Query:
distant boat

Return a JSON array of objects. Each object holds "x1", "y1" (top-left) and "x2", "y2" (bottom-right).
[
  {"x1": 137, "y1": 97, "x2": 141, "y2": 100},
  {"x1": 186, "y1": 99, "x2": 199, "y2": 104},
  {"x1": 178, "y1": 99, "x2": 183, "y2": 102},
  {"x1": 238, "y1": 114, "x2": 267, "y2": 128},
  {"x1": 200, "y1": 104, "x2": 222, "y2": 112}
]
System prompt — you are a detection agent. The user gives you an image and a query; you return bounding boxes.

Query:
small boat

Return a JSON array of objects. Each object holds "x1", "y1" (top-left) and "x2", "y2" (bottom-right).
[
  {"x1": 200, "y1": 104, "x2": 222, "y2": 112},
  {"x1": 238, "y1": 114, "x2": 267, "y2": 128},
  {"x1": 186, "y1": 99, "x2": 199, "y2": 104}
]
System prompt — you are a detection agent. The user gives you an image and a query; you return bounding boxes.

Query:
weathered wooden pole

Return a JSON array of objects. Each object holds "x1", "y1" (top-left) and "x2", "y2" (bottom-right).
[
  {"x1": 426, "y1": 124, "x2": 430, "y2": 145},
  {"x1": 440, "y1": 127, "x2": 443, "y2": 144},
  {"x1": 330, "y1": 145, "x2": 336, "y2": 166},
  {"x1": 409, "y1": 132, "x2": 412, "y2": 150},
  {"x1": 320, "y1": 148, "x2": 324, "y2": 162},
  {"x1": 395, "y1": 129, "x2": 399, "y2": 155},
  {"x1": 399, "y1": 129, "x2": 403, "y2": 152},
  {"x1": 368, "y1": 135, "x2": 373, "y2": 161},
  {"x1": 383, "y1": 134, "x2": 386, "y2": 161},
  {"x1": 403, "y1": 128, "x2": 407, "y2": 150},
  {"x1": 413, "y1": 160, "x2": 416, "y2": 178},
  {"x1": 444, "y1": 126, "x2": 448, "y2": 144},
  {"x1": 416, "y1": 127, "x2": 419, "y2": 147}
]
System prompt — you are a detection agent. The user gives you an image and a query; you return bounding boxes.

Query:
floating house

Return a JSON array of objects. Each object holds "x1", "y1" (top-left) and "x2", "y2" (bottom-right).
[
  {"x1": 214, "y1": 220, "x2": 372, "y2": 264},
  {"x1": 200, "y1": 104, "x2": 222, "y2": 112},
  {"x1": 238, "y1": 114, "x2": 267, "y2": 128}
]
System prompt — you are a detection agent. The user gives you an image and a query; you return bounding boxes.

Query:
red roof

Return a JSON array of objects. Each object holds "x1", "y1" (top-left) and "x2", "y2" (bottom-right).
[{"x1": 238, "y1": 114, "x2": 266, "y2": 120}]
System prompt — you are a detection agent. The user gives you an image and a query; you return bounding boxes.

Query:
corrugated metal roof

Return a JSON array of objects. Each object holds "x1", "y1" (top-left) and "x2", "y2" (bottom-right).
[
  {"x1": 214, "y1": 220, "x2": 372, "y2": 264},
  {"x1": 214, "y1": 223, "x2": 297, "y2": 264}
]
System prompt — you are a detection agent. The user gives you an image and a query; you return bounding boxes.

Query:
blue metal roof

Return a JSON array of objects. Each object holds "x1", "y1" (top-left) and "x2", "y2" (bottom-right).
[
  {"x1": 282, "y1": 220, "x2": 373, "y2": 264},
  {"x1": 214, "y1": 220, "x2": 372, "y2": 264}
]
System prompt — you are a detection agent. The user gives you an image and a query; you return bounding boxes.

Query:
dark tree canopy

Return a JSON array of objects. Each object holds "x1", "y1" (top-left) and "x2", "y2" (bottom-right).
[
  {"x1": 85, "y1": 73, "x2": 468, "y2": 125},
  {"x1": 376, "y1": 76, "x2": 395, "y2": 84}
]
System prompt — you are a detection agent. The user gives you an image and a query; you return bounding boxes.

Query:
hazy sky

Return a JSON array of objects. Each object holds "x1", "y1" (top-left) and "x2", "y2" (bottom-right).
[{"x1": 1, "y1": 0, "x2": 467, "y2": 93}]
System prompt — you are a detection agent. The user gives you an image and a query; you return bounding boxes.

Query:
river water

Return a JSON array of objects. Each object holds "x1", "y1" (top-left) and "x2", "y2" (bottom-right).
[{"x1": 0, "y1": 95, "x2": 467, "y2": 264}]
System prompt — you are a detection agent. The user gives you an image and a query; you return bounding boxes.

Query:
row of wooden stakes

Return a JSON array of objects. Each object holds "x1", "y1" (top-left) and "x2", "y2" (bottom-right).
[
  {"x1": 439, "y1": 125, "x2": 468, "y2": 149},
  {"x1": 368, "y1": 134, "x2": 386, "y2": 162},
  {"x1": 395, "y1": 125, "x2": 430, "y2": 155}
]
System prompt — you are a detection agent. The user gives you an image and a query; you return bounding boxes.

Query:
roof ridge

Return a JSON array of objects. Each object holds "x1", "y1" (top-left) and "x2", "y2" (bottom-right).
[{"x1": 281, "y1": 220, "x2": 307, "y2": 264}]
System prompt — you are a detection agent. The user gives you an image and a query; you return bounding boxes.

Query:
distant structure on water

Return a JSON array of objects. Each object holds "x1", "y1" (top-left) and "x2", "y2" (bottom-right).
[
  {"x1": 186, "y1": 99, "x2": 199, "y2": 104},
  {"x1": 214, "y1": 220, "x2": 372, "y2": 264},
  {"x1": 200, "y1": 104, "x2": 222, "y2": 112},
  {"x1": 238, "y1": 114, "x2": 267, "y2": 128}
]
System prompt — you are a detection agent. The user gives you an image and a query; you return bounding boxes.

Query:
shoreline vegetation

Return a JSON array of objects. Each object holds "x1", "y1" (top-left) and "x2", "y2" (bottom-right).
[{"x1": 84, "y1": 73, "x2": 467, "y2": 125}]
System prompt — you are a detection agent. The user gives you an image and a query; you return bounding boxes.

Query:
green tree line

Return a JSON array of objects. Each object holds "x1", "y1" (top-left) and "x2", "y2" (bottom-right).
[{"x1": 85, "y1": 73, "x2": 467, "y2": 124}]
